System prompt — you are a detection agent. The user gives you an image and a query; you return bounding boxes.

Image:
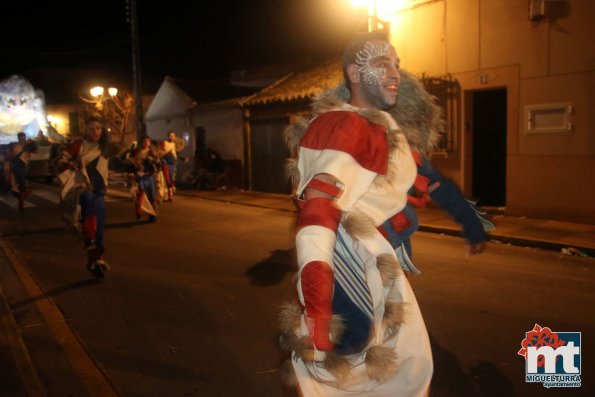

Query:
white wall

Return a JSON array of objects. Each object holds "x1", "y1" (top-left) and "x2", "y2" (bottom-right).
[{"x1": 191, "y1": 107, "x2": 244, "y2": 161}]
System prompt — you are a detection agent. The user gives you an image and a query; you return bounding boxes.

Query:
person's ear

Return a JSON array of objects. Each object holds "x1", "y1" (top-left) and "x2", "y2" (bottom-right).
[{"x1": 347, "y1": 64, "x2": 361, "y2": 84}]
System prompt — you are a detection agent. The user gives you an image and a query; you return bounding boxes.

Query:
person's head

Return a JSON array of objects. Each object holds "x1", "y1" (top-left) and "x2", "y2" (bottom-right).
[
  {"x1": 17, "y1": 132, "x2": 26, "y2": 143},
  {"x1": 141, "y1": 136, "x2": 151, "y2": 149},
  {"x1": 167, "y1": 131, "x2": 175, "y2": 141},
  {"x1": 342, "y1": 30, "x2": 401, "y2": 110},
  {"x1": 85, "y1": 116, "x2": 104, "y2": 143}
]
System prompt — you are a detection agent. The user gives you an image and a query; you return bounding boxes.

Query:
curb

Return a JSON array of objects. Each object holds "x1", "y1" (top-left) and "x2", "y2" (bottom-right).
[
  {"x1": 418, "y1": 225, "x2": 595, "y2": 257},
  {"x1": 191, "y1": 192, "x2": 595, "y2": 257},
  {"x1": 109, "y1": 188, "x2": 594, "y2": 257}
]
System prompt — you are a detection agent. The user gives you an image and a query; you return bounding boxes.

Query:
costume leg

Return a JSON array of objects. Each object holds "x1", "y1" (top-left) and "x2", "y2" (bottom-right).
[
  {"x1": 145, "y1": 177, "x2": 157, "y2": 221},
  {"x1": 168, "y1": 164, "x2": 175, "y2": 197},
  {"x1": 11, "y1": 159, "x2": 27, "y2": 210},
  {"x1": 79, "y1": 190, "x2": 97, "y2": 246},
  {"x1": 94, "y1": 194, "x2": 105, "y2": 249},
  {"x1": 162, "y1": 162, "x2": 174, "y2": 201},
  {"x1": 86, "y1": 194, "x2": 109, "y2": 278},
  {"x1": 136, "y1": 187, "x2": 145, "y2": 219}
]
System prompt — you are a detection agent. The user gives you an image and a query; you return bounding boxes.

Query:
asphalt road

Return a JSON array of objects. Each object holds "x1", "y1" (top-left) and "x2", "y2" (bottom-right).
[{"x1": 0, "y1": 182, "x2": 593, "y2": 397}]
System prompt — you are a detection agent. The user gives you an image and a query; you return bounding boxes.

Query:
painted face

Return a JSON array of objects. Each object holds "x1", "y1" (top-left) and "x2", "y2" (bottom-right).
[
  {"x1": 86, "y1": 121, "x2": 103, "y2": 143},
  {"x1": 356, "y1": 40, "x2": 401, "y2": 109}
]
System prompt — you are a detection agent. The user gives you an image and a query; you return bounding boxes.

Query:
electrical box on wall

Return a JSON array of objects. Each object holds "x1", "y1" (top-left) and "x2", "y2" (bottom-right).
[
  {"x1": 525, "y1": 103, "x2": 574, "y2": 134},
  {"x1": 528, "y1": 0, "x2": 545, "y2": 21}
]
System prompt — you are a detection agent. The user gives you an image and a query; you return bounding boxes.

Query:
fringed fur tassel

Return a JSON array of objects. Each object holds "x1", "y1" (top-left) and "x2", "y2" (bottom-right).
[
  {"x1": 279, "y1": 302, "x2": 349, "y2": 385},
  {"x1": 323, "y1": 351, "x2": 352, "y2": 386},
  {"x1": 284, "y1": 158, "x2": 300, "y2": 189},
  {"x1": 376, "y1": 253, "x2": 401, "y2": 287},
  {"x1": 283, "y1": 118, "x2": 309, "y2": 156},
  {"x1": 280, "y1": 359, "x2": 298, "y2": 389},
  {"x1": 365, "y1": 345, "x2": 398, "y2": 382},
  {"x1": 343, "y1": 211, "x2": 377, "y2": 240},
  {"x1": 382, "y1": 301, "x2": 408, "y2": 340}
]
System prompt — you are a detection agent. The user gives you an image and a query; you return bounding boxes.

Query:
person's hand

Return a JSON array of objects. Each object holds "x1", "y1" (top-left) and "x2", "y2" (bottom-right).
[{"x1": 467, "y1": 241, "x2": 485, "y2": 256}]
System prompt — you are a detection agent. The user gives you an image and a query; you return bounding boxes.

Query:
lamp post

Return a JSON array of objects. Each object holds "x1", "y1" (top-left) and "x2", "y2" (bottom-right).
[
  {"x1": 89, "y1": 86, "x2": 119, "y2": 111},
  {"x1": 81, "y1": 85, "x2": 133, "y2": 143},
  {"x1": 351, "y1": 0, "x2": 391, "y2": 33}
]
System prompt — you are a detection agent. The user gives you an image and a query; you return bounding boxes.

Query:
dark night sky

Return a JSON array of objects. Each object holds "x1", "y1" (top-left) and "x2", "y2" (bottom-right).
[{"x1": 1, "y1": 0, "x2": 366, "y2": 95}]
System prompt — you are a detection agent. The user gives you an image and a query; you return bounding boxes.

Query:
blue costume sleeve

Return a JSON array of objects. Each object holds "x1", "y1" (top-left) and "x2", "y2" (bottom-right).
[{"x1": 418, "y1": 157, "x2": 487, "y2": 245}]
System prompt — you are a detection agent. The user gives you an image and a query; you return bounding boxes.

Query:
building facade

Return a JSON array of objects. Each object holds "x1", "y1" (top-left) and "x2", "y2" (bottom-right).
[{"x1": 380, "y1": 0, "x2": 594, "y2": 223}]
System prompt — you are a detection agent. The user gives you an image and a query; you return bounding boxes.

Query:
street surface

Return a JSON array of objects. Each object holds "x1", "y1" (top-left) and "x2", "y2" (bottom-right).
[{"x1": 0, "y1": 181, "x2": 593, "y2": 397}]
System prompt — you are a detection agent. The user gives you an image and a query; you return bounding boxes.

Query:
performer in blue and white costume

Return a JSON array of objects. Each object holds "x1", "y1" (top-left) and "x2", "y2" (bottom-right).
[
  {"x1": 280, "y1": 31, "x2": 492, "y2": 397},
  {"x1": 132, "y1": 136, "x2": 159, "y2": 222}
]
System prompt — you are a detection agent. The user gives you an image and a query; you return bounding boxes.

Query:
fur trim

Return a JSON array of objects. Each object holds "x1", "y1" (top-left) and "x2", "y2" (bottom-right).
[
  {"x1": 365, "y1": 345, "x2": 398, "y2": 382},
  {"x1": 382, "y1": 301, "x2": 408, "y2": 339},
  {"x1": 280, "y1": 359, "x2": 298, "y2": 389},
  {"x1": 307, "y1": 70, "x2": 443, "y2": 155},
  {"x1": 387, "y1": 70, "x2": 443, "y2": 154},
  {"x1": 359, "y1": 108, "x2": 391, "y2": 130},
  {"x1": 279, "y1": 302, "x2": 302, "y2": 353},
  {"x1": 329, "y1": 315, "x2": 346, "y2": 345},
  {"x1": 386, "y1": 129, "x2": 401, "y2": 155},
  {"x1": 283, "y1": 118, "x2": 309, "y2": 155},
  {"x1": 343, "y1": 211, "x2": 377, "y2": 240},
  {"x1": 312, "y1": 85, "x2": 349, "y2": 114},
  {"x1": 323, "y1": 351, "x2": 352, "y2": 386},
  {"x1": 279, "y1": 301, "x2": 346, "y2": 360},
  {"x1": 284, "y1": 158, "x2": 300, "y2": 188},
  {"x1": 376, "y1": 254, "x2": 401, "y2": 287}
]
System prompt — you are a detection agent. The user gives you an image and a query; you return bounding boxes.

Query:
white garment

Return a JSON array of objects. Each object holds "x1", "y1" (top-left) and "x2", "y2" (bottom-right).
[{"x1": 292, "y1": 109, "x2": 432, "y2": 397}]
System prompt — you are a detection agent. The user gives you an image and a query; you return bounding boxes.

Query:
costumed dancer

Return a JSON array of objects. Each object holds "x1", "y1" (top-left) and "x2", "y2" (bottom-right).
[
  {"x1": 132, "y1": 136, "x2": 159, "y2": 222},
  {"x1": 9, "y1": 132, "x2": 37, "y2": 211},
  {"x1": 281, "y1": 32, "x2": 493, "y2": 396},
  {"x1": 58, "y1": 117, "x2": 123, "y2": 278},
  {"x1": 279, "y1": 31, "x2": 492, "y2": 396},
  {"x1": 160, "y1": 130, "x2": 185, "y2": 201}
]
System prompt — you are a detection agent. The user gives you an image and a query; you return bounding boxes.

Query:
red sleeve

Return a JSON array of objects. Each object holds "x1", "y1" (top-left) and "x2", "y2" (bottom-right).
[
  {"x1": 300, "y1": 111, "x2": 388, "y2": 175},
  {"x1": 64, "y1": 139, "x2": 83, "y2": 159}
]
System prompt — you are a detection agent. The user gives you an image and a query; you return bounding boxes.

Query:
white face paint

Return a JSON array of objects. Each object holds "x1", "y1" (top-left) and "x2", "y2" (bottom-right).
[
  {"x1": 353, "y1": 40, "x2": 401, "y2": 110},
  {"x1": 355, "y1": 41, "x2": 391, "y2": 86}
]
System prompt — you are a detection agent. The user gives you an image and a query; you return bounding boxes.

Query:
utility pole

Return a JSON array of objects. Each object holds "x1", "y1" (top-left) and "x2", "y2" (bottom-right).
[{"x1": 129, "y1": 0, "x2": 144, "y2": 140}]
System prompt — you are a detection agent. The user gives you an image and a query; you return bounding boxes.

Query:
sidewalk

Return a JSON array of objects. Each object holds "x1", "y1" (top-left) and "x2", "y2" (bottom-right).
[{"x1": 175, "y1": 188, "x2": 595, "y2": 256}]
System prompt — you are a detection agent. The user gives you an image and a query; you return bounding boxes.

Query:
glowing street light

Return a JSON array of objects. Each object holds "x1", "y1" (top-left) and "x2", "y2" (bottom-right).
[
  {"x1": 86, "y1": 86, "x2": 120, "y2": 110},
  {"x1": 80, "y1": 84, "x2": 135, "y2": 143},
  {"x1": 350, "y1": 0, "x2": 413, "y2": 32},
  {"x1": 90, "y1": 86, "x2": 104, "y2": 98}
]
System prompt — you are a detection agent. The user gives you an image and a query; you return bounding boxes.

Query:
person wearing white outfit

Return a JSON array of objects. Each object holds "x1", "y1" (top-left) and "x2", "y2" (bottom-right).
[{"x1": 279, "y1": 31, "x2": 434, "y2": 397}]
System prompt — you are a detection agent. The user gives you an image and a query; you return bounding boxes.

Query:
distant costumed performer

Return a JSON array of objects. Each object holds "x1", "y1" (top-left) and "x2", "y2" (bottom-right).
[{"x1": 58, "y1": 117, "x2": 125, "y2": 278}]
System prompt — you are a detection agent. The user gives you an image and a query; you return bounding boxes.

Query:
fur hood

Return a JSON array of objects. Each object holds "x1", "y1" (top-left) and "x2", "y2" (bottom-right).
[{"x1": 284, "y1": 69, "x2": 443, "y2": 156}]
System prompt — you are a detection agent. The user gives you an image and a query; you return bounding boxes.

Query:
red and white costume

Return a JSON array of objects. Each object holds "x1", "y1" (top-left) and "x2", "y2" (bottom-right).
[{"x1": 281, "y1": 98, "x2": 433, "y2": 396}]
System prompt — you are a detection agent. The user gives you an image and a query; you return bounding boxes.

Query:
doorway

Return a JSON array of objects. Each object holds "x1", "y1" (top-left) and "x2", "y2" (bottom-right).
[
  {"x1": 250, "y1": 118, "x2": 291, "y2": 194},
  {"x1": 471, "y1": 89, "x2": 507, "y2": 207}
]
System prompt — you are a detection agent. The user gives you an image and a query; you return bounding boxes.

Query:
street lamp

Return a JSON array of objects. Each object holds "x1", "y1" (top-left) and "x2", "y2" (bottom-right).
[
  {"x1": 350, "y1": 0, "x2": 410, "y2": 33},
  {"x1": 88, "y1": 86, "x2": 119, "y2": 110},
  {"x1": 81, "y1": 85, "x2": 134, "y2": 142}
]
